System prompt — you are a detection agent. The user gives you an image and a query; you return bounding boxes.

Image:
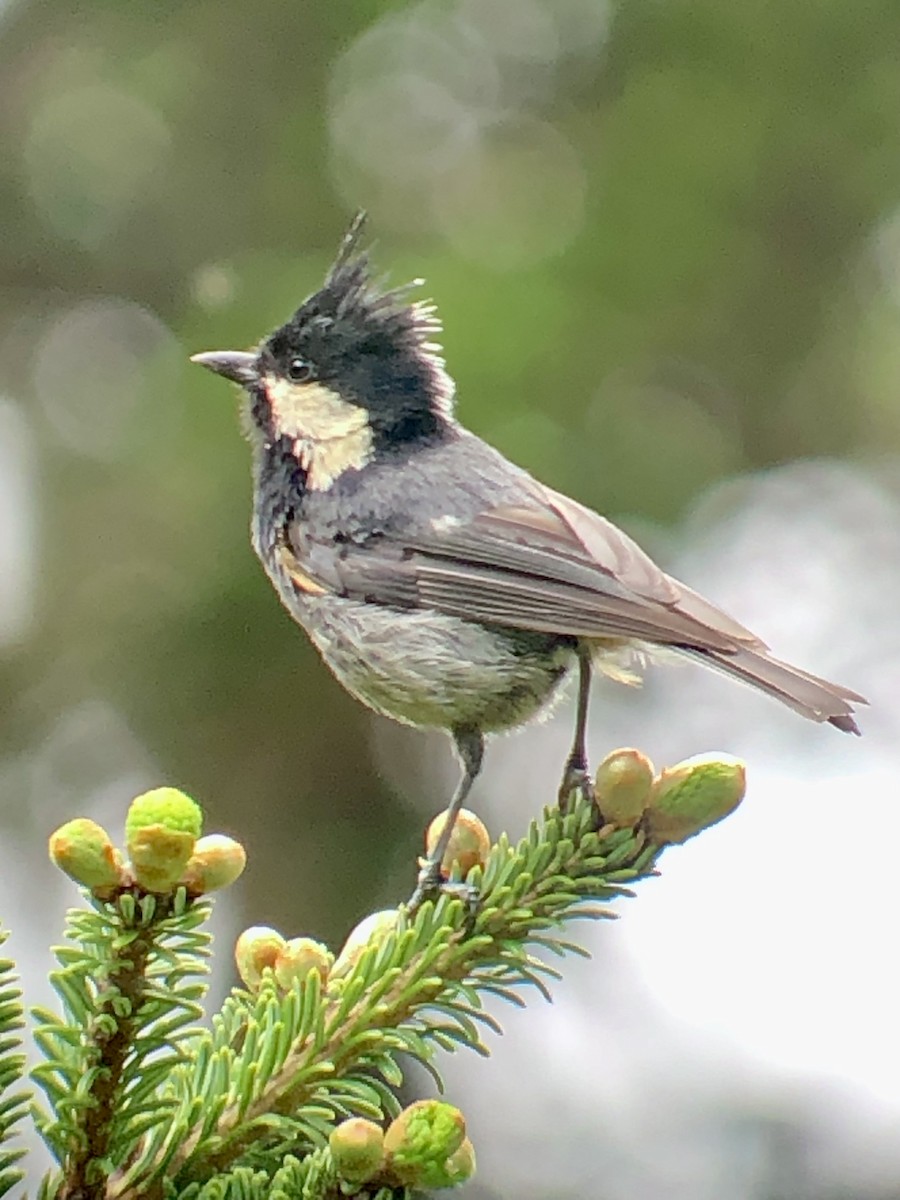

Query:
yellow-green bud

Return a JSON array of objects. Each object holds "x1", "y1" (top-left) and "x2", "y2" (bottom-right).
[
  {"x1": 127, "y1": 826, "x2": 196, "y2": 892},
  {"x1": 49, "y1": 819, "x2": 123, "y2": 892},
  {"x1": 125, "y1": 787, "x2": 203, "y2": 842},
  {"x1": 645, "y1": 753, "x2": 746, "y2": 844},
  {"x1": 181, "y1": 834, "x2": 247, "y2": 894},
  {"x1": 125, "y1": 788, "x2": 202, "y2": 892},
  {"x1": 273, "y1": 937, "x2": 333, "y2": 990},
  {"x1": 234, "y1": 925, "x2": 285, "y2": 989},
  {"x1": 384, "y1": 1100, "x2": 466, "y2": 1189},
  {"x1": 594, "y1": 748, "x2": 655, "y2": 827},
  {"x1": 329, "y1": 1118, "x2": 385, "y2": 1184},
  {"x1": 425, "y1": 807, "x2": 491, "y2": 878},
  {"x1": 331, "y1": 909, "x2": 401, "y2": 978}
]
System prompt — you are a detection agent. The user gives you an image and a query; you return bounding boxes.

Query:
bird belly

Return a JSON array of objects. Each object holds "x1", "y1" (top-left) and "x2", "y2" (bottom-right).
[{"x1": 297, "y1": 596, "x2": 574, "y2": 733}]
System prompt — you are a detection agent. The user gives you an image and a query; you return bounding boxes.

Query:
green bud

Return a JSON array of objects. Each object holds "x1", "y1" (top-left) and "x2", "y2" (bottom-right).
[
  {"x1": 273, "y1": 937, "x2": 333, "y2": 990},
  {"x1": 331, "y1": 909, "x2": 401, "y2": 978},
  {"x1": 329, "y1": 1117, "x2": 385, "y2": 1184},
  {"x1": 181, "y1": 834, "x2": 247, "y2": 894},
  {"x1": 124, "y1": 788, "x2": 202, "y2": 892},
  {"x1": 125, "y1": 787, "x2": 203, "y2": 842},
  {"x1": 645, "y1": 753, "x2": 746, "y2": 844},
  {"x1": 594, "y1": 748, "x2": 655, "y2": 827},
  {"x1": 49, "y1": 819, "x2": 123, "y2": 892},
  {"x1": 384, "y1": 1100, "x2": 466, "y2": 1188},
  {"x1": 127, "y1": 825, "x2": 196, "y2": 892},
  {"x1": 234, "y1": 925, "x2": 285, "y2": 990},
  {"x1": 425, "y1": 807, "x2": 491, "y2": 878}
]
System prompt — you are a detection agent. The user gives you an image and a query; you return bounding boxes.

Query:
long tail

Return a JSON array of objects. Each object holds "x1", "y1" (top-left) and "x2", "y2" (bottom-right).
[{"x1": 683, "y1": 647, "x2": 865, "y2": 734}]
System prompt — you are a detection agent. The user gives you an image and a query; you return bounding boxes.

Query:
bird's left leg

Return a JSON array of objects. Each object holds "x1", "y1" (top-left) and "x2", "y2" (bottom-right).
[
  {"x1": 407, "y1": 727, "x2": 484, "y2": 912},
  {"x1": 558, "y1": 645, "x2": 594, "y2": 809}
]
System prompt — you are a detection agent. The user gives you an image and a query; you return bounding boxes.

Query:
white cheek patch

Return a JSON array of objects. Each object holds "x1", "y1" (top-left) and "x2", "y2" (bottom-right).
[
  {"x1": 266, "y1": 377, "x2": 365, "y2": 441},
  {"x1": 264, "y1": 375, "x2": 374, "y2": 491}
]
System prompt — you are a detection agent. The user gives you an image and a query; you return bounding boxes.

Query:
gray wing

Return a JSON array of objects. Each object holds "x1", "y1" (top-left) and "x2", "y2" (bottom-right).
[
  {"x1": 295, "y1": 480, "x2": 766, "y2": 652},
  {"x1": 287, "y1": 480, "x2": 864, "y2": 731}
]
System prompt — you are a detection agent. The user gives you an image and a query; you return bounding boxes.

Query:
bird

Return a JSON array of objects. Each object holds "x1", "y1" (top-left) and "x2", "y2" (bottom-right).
[{"x1": 191, "y1": 212, "x2": 865, "y2": 907}]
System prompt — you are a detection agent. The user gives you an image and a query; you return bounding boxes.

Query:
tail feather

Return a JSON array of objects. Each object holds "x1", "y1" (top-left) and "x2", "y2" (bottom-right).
[{"x1": 684, "y1": 647, "x2": 866, "y2": 734}]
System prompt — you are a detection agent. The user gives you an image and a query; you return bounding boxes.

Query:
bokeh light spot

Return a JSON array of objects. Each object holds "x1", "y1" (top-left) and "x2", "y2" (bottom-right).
[
  {"x1": 456, "y1": 0, "x2": 559, "y2": 105},
  {"x1": 33, "y1": 298, "x2": 181, "y2": 461},
  {"x1": 0, "y1": 399, "x2": 38, "y2": 648},
  {"x1": 329, "y1": 7, "x2": 501, "y2": 125},
  {"x1": 433, "y1": 117, "x2": 586, "y2": 269},
  {"x1": 330, "y1": 72, "x2": 480, "y2": 185},
  {"x1": 24, "y1": 84, "x2": 171, "y2": 248},
  {"x1": 191, "y1": 262, "x2": 239, "y2": 311},
  {"x1": 327, "y1": 1, "x2": 599, "y2": 247}
]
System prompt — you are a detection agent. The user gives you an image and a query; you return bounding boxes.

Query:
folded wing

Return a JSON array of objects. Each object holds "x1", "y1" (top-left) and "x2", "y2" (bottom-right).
[{"x1": 293, "y1": 479, "x2": 864, "y2": 731}]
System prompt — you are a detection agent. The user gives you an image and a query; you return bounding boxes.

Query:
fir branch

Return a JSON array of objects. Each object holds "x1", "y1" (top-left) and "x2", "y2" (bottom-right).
[
  {"x1": 32, "y1": 892, "x2": 211, "y2": 1200},
  {"x1": 156, "y1": 798, "x2": 658, "y2": 1191},
  {"x1": 0, "y1": 930, "x2": 28, "y2": 1198},
  {"x1": 25, "y1": 751, "x2": 744, "y2": 1199}
]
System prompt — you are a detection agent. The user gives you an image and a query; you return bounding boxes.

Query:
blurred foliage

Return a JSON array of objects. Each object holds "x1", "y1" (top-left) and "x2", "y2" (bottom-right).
[{"x1": 1, "y1": 0, "x2": 900, "y2": 948}]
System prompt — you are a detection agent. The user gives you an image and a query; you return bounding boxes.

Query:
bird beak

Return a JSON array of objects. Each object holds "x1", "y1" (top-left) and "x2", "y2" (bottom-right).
[{"x1": 190, "y1": 350, "x2": 258, "y2": 386}]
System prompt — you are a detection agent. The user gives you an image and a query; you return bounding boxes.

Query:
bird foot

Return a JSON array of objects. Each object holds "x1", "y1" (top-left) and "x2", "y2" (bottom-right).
[
  {"x1": 406, "y1": 858, "x2": 443, "y2": 912},
  {"x1": 406, "y1": 860, "x2": 479, "y2": 921},
  {"x1": 557, "y1": 761, "x2": 595, "y2": 812}
]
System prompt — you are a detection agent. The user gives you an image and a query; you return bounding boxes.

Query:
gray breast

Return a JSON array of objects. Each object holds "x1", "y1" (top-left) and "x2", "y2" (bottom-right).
[{"x1": 301, "y1": 594, "x2": 574, "y2": 733}]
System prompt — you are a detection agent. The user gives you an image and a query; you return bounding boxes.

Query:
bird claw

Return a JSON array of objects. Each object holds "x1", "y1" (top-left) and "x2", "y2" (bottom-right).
[
  {"x1": 405, "y1": 858, "x2": 443, "y2": 913},
  {"x1": 557, "y1": 764, "x2": 595, "y2": 812},
  {"x1": 406, "y1": 861, "x2": 480, "y2": 925}
]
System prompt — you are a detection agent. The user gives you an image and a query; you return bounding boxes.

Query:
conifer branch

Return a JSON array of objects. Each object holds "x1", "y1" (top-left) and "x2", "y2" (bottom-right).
[
  {"x1": 0, "y1": 931, "x2": 28, "y2": 1199},
  {"x1": 13, "y1": 748, "x2": 745, "y2": 1199},
  {"x1": 167, "y1": 804, "x2": 655, "y2": 1189},
  {"x1": 55, "y1": 896, "x2": 208, "y2": 1200}
]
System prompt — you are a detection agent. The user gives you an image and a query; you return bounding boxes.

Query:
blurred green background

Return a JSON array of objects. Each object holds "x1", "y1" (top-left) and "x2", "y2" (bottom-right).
[
  {"x1": 3, "y1": 0, "x2": 900, "y2": 928},
  {"x1": 2, "y1": 2, "x2": 900, "y2": 1191}
]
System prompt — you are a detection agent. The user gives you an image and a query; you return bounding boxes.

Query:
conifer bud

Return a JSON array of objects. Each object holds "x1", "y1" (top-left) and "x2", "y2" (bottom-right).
[
  {"x1": 425, "y1": 808, "x2": 491, "y2": 878},
  {"x1": 331, "y1": 909, "x2": 401, "y2": 978},
  {"x1": 125, "y1": 787, "x2": 203, "y2": 892},
  {"x1": 329, "y1": 1118, "x2": 386, "y2": 1183},
  {"x1": 125, "y1": 787, "x2": 203, "y2": 841},
  {"x1": 181, "y1": 834, "x2": 247, "y2": 895},
  {"x1": 234, "y1": 925, "x2": 285, "y2": 989},
  {"x1": 383, "y1": 1099, "x2": 467, "y2": 1189},
  {"x1": 49, "y1": 819, "x2": 123, "y2": 892},
  {"x1": 594, "y1": 748, "x2": 655, "y2": 827},
  {"x1": 273, "y1": 937, "x2": 333, "y2": 990},
  {"x1": 645, "y1": 753, "x2": 746, "y2": 843}
]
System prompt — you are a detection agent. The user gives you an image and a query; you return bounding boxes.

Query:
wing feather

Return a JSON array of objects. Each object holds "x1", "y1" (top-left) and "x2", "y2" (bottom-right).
[
  {"x1": 296, "y1": 482, "x2": 766, "y2": 653},
  {"x1": 287, "y1": 479, "x2": 863, "y2": 731}
]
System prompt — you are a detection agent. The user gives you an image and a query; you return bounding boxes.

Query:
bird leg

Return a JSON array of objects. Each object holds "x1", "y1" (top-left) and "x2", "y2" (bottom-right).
[
  {"x1": 558, "y1": 646, "x2": 594, "y2": 810},
  {"x1": 407, "y1": 727, "x2": 484, "y2": 912}
]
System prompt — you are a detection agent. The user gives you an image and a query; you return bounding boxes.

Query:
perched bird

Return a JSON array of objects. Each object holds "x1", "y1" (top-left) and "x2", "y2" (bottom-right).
[{"x1": 191, "y1": 214, "x2": 864, "y2": 906}]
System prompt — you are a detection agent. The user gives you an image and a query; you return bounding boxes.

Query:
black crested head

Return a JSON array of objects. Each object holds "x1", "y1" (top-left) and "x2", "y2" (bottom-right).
[{"x1": 260, "y1": 212, "x2": 455, "y2": 447}]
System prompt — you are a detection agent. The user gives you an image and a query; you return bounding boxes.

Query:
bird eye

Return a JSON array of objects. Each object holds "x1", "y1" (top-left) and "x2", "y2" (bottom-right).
[{"x1": 287, "y1": 357, "x2": 313, "y2": 383}]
